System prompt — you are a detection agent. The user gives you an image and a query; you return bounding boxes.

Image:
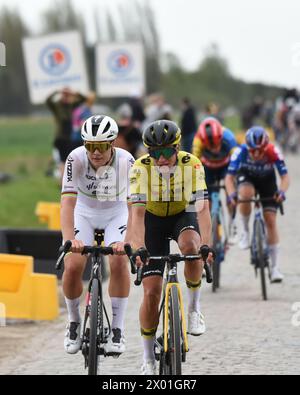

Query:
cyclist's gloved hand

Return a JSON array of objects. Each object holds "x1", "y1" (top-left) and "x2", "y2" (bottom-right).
[
  {"x1": 227, "y1": 192, "x2": 238, "y2": 207},
  {"x1": 132, "y1": 247, "x2": 150, "y2": 267},
  {"x1": 200, "y1": 245, "x2": 216, "y2": 264},
  {"x1": 275, "y1": 190, "x2": 286, "y2": 203}
]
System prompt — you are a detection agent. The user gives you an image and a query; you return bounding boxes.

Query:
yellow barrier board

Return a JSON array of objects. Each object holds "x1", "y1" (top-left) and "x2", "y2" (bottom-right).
[
  {"x1": 35, "y1": 202, "x2": 61, "y2": 230},
  {"x1": 0, "y1": 254, "x2": 59, "y2": 321}
]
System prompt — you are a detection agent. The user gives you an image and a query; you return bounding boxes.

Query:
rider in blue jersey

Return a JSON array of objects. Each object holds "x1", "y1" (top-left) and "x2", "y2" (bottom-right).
[{"x1": 225, "y1": 126, "x2": 290, "y2": 283}]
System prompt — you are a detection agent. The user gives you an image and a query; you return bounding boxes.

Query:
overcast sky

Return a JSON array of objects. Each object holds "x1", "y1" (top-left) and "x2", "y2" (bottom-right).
[{"x1": 1, "y1": 0, "x2": 300, "y2": 88}]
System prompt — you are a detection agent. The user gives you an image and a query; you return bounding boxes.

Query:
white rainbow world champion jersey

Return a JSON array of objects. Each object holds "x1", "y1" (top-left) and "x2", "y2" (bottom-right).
[{"x1": 62, "y1": 146, "x2": 135, "y2": 215}]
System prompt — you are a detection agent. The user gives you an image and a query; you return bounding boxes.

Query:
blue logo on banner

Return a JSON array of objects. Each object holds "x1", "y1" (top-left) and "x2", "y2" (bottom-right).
[
  {"x1": 108, "y1": 50, "x2": 133, "y2": 76},
  {"x1": 40, "y1": 44, "x2": 71, "y2": 76}
]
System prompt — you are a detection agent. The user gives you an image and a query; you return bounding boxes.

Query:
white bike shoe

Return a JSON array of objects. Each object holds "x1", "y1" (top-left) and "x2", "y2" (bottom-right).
[
  {"x1": 270, "y1": 267, "x2": 284, "y2": 283},
  {"x1": 141, "y1": 359, "x2": 157, "y2": 375},
  {"x1": 104, "y1": 328, "x2": 126, "y2": 356},
  {"x1": 64, "y1": 322, "x2": 82, "y2": 354},
  {"x1": 239, "y1": 231, "x2": 250, "y2": 250},
  {"x1": 228, "y1": 223, "x2": 239, "y2": 245},
  {"x1": 188, "y1": 311, "x2": 206, "y2": 336}
]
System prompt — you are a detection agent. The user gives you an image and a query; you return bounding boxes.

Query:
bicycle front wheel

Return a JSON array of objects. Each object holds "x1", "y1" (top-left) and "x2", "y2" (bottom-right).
[
  {"x1": 88, "y1": 278, "x2": 101, "y2": 375},
  {"x1": 168, "y1": 285, "x2": 182, "y2": 375},
  {"x1": 212, "y1": 215, "x2": 220, "y2": 292},
  {"x1": 254, "y1": 220, "x2": 268, "y2": 301}
]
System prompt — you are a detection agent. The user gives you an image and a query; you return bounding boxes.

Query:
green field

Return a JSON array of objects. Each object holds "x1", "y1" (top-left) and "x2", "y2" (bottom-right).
[{"x1": 0, "y1": 118, "x2": 60, "y2": 228}]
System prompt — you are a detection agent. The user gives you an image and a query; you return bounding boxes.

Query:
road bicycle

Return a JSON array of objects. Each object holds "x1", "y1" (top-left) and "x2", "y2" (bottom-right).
[
  {"x1": 209, "y1": 182, "x2": 229, "y2": 293},
  {"x1": 130, "y1": 243, "x2": 213, "y2": 375},
  {"x1": 238, "y1": 197, "x2": 284, "y2": 301},
  {"x1": 56, "y1": 232, "x2": 135, "y2": 375}
]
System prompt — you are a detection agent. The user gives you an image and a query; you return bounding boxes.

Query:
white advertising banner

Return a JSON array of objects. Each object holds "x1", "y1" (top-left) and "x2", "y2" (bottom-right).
[
  {"x1": 96, "y1": 43, "x2": 145, "y2": 98},
  {"x1": 22, "y1": 31, "x2": 89, "y2": 105}
]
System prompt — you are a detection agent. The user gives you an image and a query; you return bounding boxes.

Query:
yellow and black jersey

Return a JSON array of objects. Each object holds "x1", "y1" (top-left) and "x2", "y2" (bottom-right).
[{"x1": 130, "y1": 151, "x2": 208, "y2": 217}]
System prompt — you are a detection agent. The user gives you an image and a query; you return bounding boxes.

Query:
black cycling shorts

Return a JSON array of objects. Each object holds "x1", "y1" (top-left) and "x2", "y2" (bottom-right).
[
  {"x1": 143, "y1": 211, "x2": 200, "y2": 279},
  {"x1": 237, "y1": 171, "x2": 278, "y2": 212}
]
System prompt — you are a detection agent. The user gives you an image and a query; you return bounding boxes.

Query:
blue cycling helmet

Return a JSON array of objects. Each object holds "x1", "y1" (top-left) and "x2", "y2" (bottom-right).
[{"x1": 245, "y1": 126, "x2": 269, "y2": 150}]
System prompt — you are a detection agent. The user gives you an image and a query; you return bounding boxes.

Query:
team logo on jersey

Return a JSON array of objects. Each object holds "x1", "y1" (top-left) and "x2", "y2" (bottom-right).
[
  {"x1": 182, "y1": 155, "x2": 191, "y2": 164},
  {"x1": 67, "y1": 157, "x2": 74, "y2": 182},
  {"x1": 141, "y1": 157, "x2": 151, "y2": 166},
  {"x1": 39, "y1": 44, "x2": 71, "y2": 76}
]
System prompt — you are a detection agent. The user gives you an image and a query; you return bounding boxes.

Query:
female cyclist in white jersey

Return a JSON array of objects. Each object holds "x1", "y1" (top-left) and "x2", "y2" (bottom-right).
[{"x1": 61, "y1": 115, "x2": 134, "y2": 356}]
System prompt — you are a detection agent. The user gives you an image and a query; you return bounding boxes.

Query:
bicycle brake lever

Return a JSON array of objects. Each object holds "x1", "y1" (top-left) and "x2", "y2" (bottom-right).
[
  {"x1": 56, "y1": 240, "x2": 72, "y2": 271},
  {"x1": 124, "y1": 244, "x2": 137, "y2": 275},
  {"x1": 134, "y1": 266, "x2": 143, "y2": 286},
  {"x1": 204, "y1": 262, "x2": 213, "y2": 284}
]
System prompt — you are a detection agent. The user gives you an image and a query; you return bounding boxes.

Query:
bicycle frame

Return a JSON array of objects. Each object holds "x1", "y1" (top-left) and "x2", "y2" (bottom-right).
[
  {"x1": 211, "y1": 183, "x2": 228, "y2": 250},
  {"x1": 211, "y1": 192, "x2": 227, "y2": 254},
  {"x1": 211, "y1": 190, "x2": 221, "y2": 218},
  {"x1": 83, "y1": 250, "x2": 111, "y2": 356}
]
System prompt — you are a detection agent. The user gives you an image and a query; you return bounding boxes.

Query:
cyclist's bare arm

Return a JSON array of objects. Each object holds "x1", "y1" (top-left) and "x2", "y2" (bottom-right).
[
  {"x1": 225, "y1": 173, "x2": 237, "y2": 196},
  {"x1": 279, "y1": 173, "x2": 290, "y2": 193},
  {"x1": 130, "y1": 204, "x2": 146, "y2": 250},
  {"x1": 61, "y1": 196, "x2": 83, "y2": 253},
  {"x1": 195, "y1": 200, "x2": 212, "y2": 247},
  {"x1": 124, "y1": 203, "x2": 133, "y2": 244}
]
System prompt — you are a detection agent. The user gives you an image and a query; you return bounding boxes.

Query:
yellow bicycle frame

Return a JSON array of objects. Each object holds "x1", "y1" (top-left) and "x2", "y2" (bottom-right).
[{"x1": 163, "y1": 282, "x2": 189, "y2": 354}]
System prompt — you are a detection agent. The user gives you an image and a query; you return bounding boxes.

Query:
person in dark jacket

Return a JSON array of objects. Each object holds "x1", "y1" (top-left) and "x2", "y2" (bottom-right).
[
  {"x1": 46, "y1": 87, "x2": 87, "y2": 179},
  {"x1": 115, "y1": 103, "x2": 144, "y2": 159},
  {"x1": 181, "y1": 97, "x2": 197, "y2": 152}
]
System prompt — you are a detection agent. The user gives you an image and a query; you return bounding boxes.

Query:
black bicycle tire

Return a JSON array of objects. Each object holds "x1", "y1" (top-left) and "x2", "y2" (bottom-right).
[
  {"x1": 254, "y1": 220, "x2": 268, "y2": 301},
  {"x1": 88, "y1": 278, "x2": 100, "y2": 375},
  {"x1": 168, "y1": 285, "x2": 182, "y2": 375},
  {"x1": 212, "y1": 215, "x2": 220, "y2": 292}
]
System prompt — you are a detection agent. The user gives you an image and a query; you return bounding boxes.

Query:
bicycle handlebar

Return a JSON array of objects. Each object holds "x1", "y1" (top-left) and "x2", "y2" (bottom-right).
[
  {"x1": 238, "y1": 198, "x2": 284, "y2": 216},
  {"x1": 132, "y1": 247, "x2": 213, "y2": 286},
  {"x1": 55, "y1": 241, "x2": 134, "y2": 271},
  {"x1": 81, "y1": 246, "x2": 114, "y2": 255}
]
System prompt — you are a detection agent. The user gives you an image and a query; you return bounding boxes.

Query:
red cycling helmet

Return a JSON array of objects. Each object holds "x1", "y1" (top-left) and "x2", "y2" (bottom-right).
[{"x1": 198, "y1": 117, "x2": 223, "y2": 149}]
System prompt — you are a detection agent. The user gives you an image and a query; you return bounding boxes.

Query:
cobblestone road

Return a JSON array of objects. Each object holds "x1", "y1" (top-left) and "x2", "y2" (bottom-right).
[{"x1": 0, "y1": 156, "x2": 299, "y2": 375}]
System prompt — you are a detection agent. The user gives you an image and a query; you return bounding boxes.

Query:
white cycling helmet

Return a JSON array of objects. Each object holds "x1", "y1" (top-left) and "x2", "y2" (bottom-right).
[{"x1": 81, "y1": 115, "x2": 119, "y2": 142}]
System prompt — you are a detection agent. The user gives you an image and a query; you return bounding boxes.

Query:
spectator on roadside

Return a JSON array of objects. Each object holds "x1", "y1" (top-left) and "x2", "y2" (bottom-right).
[
  {"x1": 204, "y1": 102, "x2": 224, "y2": 124},
  {"x1": 263, "y1": 100, "x2": 275, "y2": 128},
  {"x1": 143, "y1": 93, "x2": 173, "y2": 128},
  {"x1": 46, "y1": 87, "x2": 87, "y2": 179},
  {"x1": 114, "y1": 103, "x2": 145, "y2": 159},
  {"x1": 72, "y1": 92, "x2": 96, "y2": 149},
  {"x1": 180, "y1": 97, "x2": 197, "y2": 152},
  {"x1": 128, "y1": 95, "x2": 146, "y2": 129},
  {"x1": 273, "y1": 88, "x2": 300, "y2": 148},
  {"x1": 241, "y1": 97, "x2": 264, "y2": 130}
]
